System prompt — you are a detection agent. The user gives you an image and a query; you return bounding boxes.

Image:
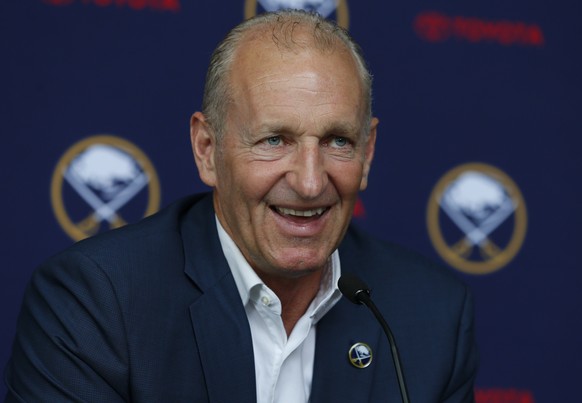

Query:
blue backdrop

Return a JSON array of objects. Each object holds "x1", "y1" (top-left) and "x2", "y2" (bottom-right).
[{"x1": 2, "y1": 1, "x2": 581, "y2": 401}]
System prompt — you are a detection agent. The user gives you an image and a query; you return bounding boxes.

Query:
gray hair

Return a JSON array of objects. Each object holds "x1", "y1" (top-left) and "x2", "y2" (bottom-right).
[{"x1": 201, "y1": 9, "x2": 373, "y2": 140}]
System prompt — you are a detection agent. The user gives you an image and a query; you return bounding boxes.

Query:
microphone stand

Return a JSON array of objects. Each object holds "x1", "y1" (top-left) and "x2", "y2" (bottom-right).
[{"x1": 356, "y1": 290, "x2": 410, "y2": 403}]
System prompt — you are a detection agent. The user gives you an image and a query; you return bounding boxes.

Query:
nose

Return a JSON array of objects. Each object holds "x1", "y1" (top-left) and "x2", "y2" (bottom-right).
[{"x1": 286, "y1": 142, "x2": 328, "y2": 200}]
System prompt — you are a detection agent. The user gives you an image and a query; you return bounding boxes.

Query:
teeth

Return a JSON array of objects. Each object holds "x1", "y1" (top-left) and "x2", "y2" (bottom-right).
[{"x1": 276, "y1": 207, "x2": 326, "y2": 217}]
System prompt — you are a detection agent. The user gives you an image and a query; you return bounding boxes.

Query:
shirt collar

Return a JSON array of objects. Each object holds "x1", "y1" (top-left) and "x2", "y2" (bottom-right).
[
  {"x1": 215, "y1": 215, "x2": 342, "y2": 320},
  {"x1": 215, "y1": 216, "x2": 261, "y2": 306}
]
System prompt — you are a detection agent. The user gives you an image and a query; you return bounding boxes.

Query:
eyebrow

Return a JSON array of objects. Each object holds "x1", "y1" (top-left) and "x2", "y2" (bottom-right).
[
  {"x1": 323, "y1": 122, "x2": 361, "y2": 136},
  {"x1": 253, "y1": 121, "x2": 361, "y2": 137}
]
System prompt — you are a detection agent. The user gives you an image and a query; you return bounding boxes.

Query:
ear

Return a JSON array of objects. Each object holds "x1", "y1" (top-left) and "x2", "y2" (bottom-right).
[
  {"x1": 359, "y1": 117, "x2": 378, "y2": 191},
  {"x1": 190, "y1": 112, "x2": 217, "y2": 187}
]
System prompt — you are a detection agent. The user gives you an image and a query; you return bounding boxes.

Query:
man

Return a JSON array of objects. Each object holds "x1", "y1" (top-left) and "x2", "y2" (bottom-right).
[{"x1": 5, "y1": 10, "x2": 478, "y2": 402}]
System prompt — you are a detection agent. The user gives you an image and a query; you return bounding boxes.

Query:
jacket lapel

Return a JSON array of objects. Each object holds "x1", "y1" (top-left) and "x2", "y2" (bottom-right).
[
  {"x1": 310, "y1": 232, "x2": 400, "y2": 402},
  {"x1": 181, "y1": 194, "x2": 256, "y2": 403},
  {"x1": 310, "y1": 298, "x2": 384, "y2": 402}
]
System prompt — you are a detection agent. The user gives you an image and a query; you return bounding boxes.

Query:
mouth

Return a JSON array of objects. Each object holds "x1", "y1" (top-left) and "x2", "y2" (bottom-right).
[
  {"x1": 269, "y1": 204, "x2": 332, "y2": 238},
  {"x1": 273, "y1": 206, "x2": 329, "y2": 218}
]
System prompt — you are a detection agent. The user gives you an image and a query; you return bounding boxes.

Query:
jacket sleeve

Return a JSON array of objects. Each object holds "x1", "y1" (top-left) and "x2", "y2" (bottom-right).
[
  {"x1": 4, "y1": 250, "x2": 129, "y2": 402},
  {"x1": 440, "y1": 285, "x2": 479, "y2": 403}
]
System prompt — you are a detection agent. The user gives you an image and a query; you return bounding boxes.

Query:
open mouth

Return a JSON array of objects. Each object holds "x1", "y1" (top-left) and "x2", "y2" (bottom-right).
[{"x1": 273, "y1": 206, "x2": 328, "y2": 218}]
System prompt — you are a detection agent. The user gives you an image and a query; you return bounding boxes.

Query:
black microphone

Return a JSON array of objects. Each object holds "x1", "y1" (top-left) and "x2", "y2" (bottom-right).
[{"x1": 338, "y1": 273, "x2": 411, "y2": 403}]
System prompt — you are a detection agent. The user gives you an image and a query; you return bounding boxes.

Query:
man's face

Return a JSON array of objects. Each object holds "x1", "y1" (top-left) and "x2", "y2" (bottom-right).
[{"x1": 194, "y1": 36, "x2": 377, "y2": 279}]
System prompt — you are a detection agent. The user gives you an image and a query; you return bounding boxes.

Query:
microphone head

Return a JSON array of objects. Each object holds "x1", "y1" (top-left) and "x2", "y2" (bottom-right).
[{"x1": 338, "y1": 273, "x2": 371, "y2": 305}]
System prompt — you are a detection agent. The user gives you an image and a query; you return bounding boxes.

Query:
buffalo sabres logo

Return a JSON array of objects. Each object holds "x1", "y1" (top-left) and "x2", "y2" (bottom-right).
[
  {"x1": 348, "y1": 342, "x2": 372, "y2": 369},
  {"x1": 244, "y1": 0, "x2": 350, "y2": 28},
  {"x1": 51, "y1": 135, "x2": 161, "y2": 241},
  {"x1": 427, "y1": 163, "x2": 527, "y2": 275}
]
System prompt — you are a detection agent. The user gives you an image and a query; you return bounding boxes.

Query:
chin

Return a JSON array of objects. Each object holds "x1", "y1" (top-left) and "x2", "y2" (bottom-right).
[
  {"x1": 271, "y1": 255, "x2": 330, "y2": 277},
  {"x1": 265, "y1": 267, "x2": 320, "y2": 282}
]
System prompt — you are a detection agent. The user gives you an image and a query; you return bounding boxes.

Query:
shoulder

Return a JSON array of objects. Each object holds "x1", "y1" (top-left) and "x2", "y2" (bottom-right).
[
  {"x1": 38, "y1": 193, "x2": 213, "y2": 284},
  {"x1": 337, "y1": 225, "x2": 478, "y2": 400},
  {"x1": 339, "y1": 224, "x2": 469, "y2": 304},
  {"x1": 71, "y1": 193, "x2": 209, "y2": 253}
]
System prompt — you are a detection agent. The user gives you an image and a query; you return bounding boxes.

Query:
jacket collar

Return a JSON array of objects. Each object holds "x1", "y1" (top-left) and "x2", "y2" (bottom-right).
[{"x1": 180, "y1": 193, "x2": 257, "y2": 403}]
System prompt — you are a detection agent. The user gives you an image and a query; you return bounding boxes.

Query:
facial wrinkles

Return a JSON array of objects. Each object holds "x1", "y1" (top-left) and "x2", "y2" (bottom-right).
[
  {"x1": 251, "y1": 69, "x2": 333, "y2": 98},
  {"x1": 236, "y1": 47, "x2": 362, "y2": 129},
  {"x1": 253, "y1": 97, "x2": 347, "y2": 140},
  {"x1": 237, "y1": 105, "x2": 361, "y2": 206},
  {"x1": 206, "y1": 42, "x2": 372, "y2": 281},
  {"x1": 228, "y1": 49, "x2": 363, "y2": 177}
]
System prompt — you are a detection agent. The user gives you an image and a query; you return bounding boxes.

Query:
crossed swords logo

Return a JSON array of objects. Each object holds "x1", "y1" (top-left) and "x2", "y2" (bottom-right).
[
  {"x1": 349, "y1": 343, "x2": 372, "y2": 369},
  {"x1": 64, "y1": 166, "x2": 149, "y2": 236},
  {"x1": 427, "y1": 163, "x2": 527, "y2": 274},
  {"x1": 440, "y1": 190, "x2": 517, "y2": 260},
  {"x1": 51, "y1": 136, "x2": 161, "y2": 241}
]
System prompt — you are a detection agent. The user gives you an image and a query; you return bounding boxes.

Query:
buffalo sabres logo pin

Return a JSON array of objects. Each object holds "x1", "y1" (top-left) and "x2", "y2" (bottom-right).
[
  {"x1": 244, "y1": 0, "x2": 350, "y2": 29},
  {"x1": 51, "y1": 135, "x2": 161, "y2": 241},
  {"x1": 427, "y1": 162, "x2": 527, "y2": 275},
  {"x1": 348, "y1": 342, "x2": 373, "y2": 369}
]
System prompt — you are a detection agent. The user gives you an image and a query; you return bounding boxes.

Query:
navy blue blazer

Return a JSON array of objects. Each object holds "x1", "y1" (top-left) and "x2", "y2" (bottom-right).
[{"x1": 5, "y1": 193, "x2": 477, "y2": 402}]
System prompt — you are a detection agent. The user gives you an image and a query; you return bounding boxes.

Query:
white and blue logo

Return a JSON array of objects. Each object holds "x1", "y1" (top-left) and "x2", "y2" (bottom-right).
[
  {"x1": 427, "y1": 163, "x2": 527, "y2": 274},
  {"x1": 51, "y1": 135, "x2": 161, "y2": 241},
  {"x1": 244, "y1": 0, "x2": 350, "y2": 28},
  {"x1": 348, "y1": 342, "x2": 373, "y2": 369}
]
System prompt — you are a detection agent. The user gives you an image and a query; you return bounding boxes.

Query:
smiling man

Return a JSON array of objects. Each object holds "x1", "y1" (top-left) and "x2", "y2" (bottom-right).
[
  {"x1": 190, "y1": 15, "x2": 376, "y2": 339},
  {"x1": 5, "y1": 10, "x2": 478, "y2": 403}
]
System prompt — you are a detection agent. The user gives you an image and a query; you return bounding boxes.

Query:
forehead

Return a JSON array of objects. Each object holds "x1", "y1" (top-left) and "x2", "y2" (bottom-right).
[
  {"x1": 227, "y1": 32, "x2": 365, "y2": 120},
  {"x1": 229, "y1": 27, "x2": 363, "y2": 97}
]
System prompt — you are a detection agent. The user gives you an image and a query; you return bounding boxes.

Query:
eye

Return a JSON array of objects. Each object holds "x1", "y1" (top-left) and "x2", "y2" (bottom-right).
[
  {"x1": 332, "y1": 136, "x2": 348, "y2": 147},
  {"x1": 266, "y1": 136, "x2": 282, "y2": 146}
]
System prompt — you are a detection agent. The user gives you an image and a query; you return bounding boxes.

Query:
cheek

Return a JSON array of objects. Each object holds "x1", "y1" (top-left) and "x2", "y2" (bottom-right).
[
  {"x1": 215, "y1": 170, "x2": 271, "y2": 214},
  {"x1": 329, "y1": 162, "x2": 365, "y2": 196},
  {"x1": 239, "y1": 161, "x2": 286, "y2": 195}
]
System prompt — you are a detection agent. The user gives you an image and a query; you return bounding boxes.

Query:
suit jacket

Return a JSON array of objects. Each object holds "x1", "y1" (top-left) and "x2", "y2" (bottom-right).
[{"x1": 5, "y1": 193, "x2": 478, "y2": 402}]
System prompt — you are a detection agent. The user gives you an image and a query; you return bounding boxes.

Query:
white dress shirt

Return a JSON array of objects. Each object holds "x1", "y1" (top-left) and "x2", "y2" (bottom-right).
[{"x1": 216, "y1": 217, "x2": 342, "y2": 403}]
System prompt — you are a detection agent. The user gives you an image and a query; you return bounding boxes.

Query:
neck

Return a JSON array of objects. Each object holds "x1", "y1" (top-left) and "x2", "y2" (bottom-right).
[{"x1": 259, "y1": 269, "x2": 324, "y2": 336}]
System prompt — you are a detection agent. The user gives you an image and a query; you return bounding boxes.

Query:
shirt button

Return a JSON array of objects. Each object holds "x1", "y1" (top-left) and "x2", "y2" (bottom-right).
[{"x1": 261, "y1": 296, "x2": 270, "y2": 306}]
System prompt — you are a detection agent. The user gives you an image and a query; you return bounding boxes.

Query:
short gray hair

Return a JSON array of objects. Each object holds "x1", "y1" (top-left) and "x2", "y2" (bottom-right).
[{"x1": 201, "y1": 9, "x2": 373, "y2": 140}]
